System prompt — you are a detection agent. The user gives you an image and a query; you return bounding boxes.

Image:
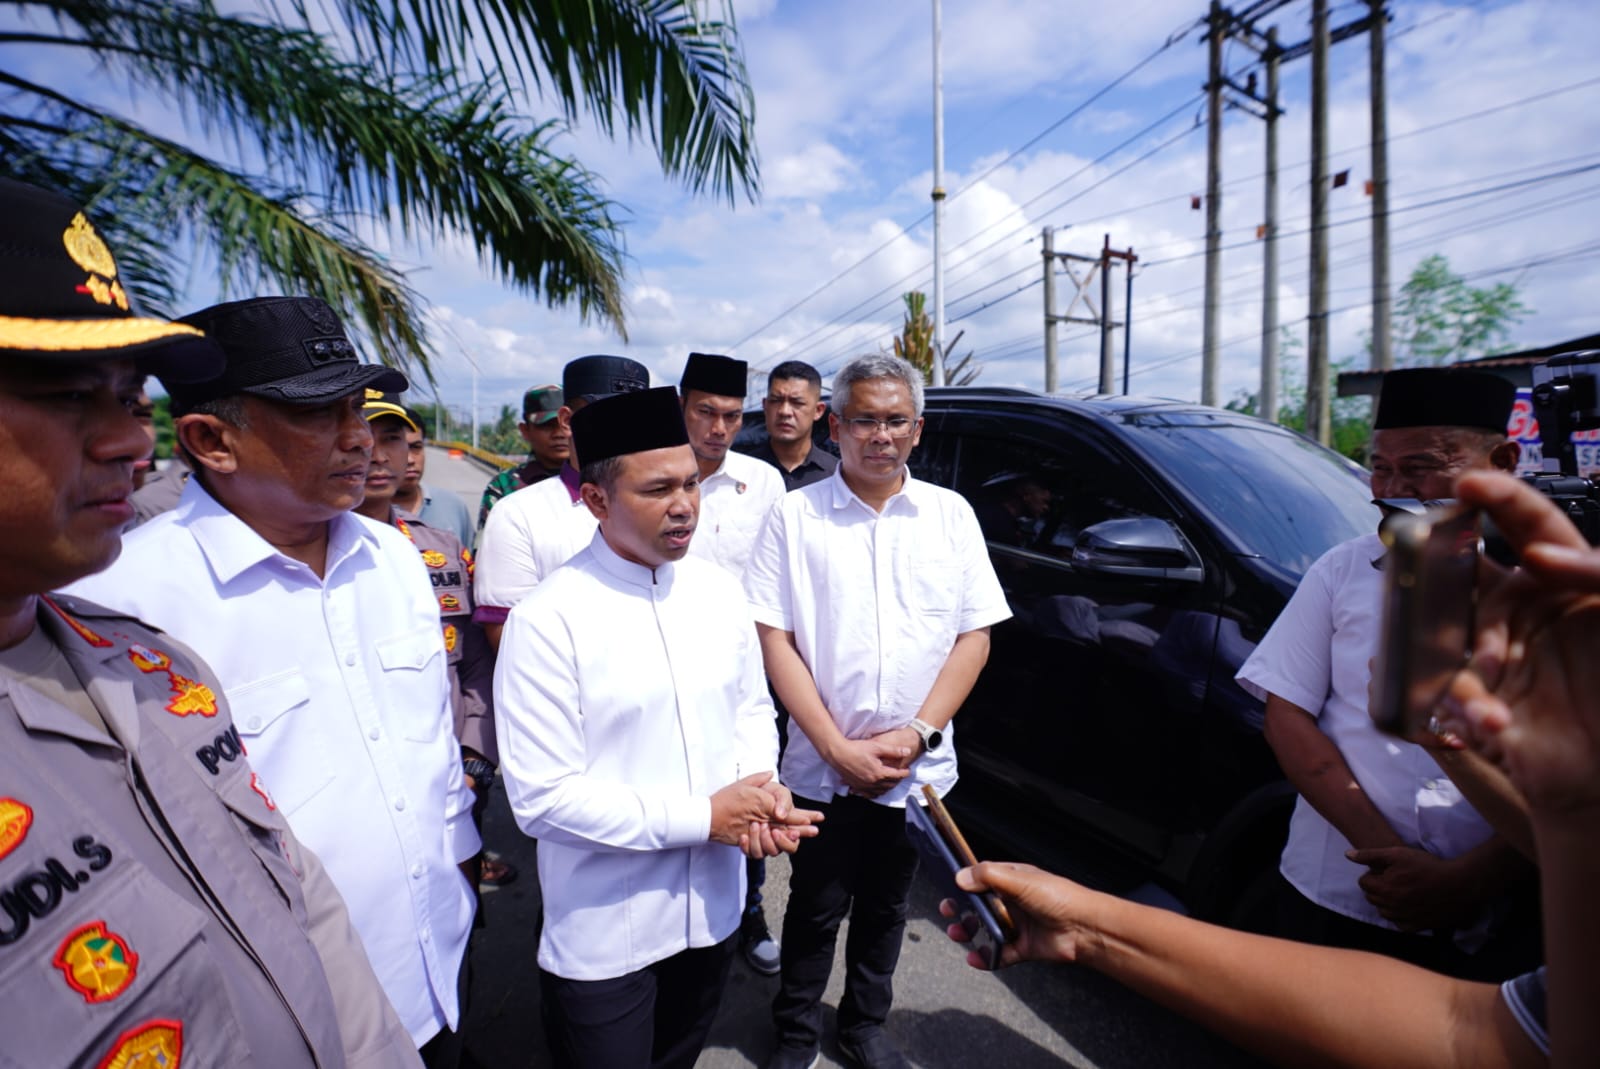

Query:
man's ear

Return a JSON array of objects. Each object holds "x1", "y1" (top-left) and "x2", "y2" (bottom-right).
[
  {"x1": 579, "y1": 482, "x2": 609, "y2": 522},
  {"x1": 556, "y1": 405, "x2": 575, "y2": 432},
  {"x1": 1490, "y1": 438, "x2": 1522, "y2": 473},
  {"x1": 176, "y1": 414, "x2": 240, "y2": 476},
  {"x1": 827, "y1": 410, "x2": 842, "y2": 445}
]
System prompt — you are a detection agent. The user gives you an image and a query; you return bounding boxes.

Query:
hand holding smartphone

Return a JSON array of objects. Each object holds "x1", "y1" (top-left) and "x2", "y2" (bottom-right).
[
  {"x1": 1371, "y1": 504, "x2": 1482, "y2": 743},
  {"x1": 906, "y1": 784, "x2": 1015, "y2": 969}
]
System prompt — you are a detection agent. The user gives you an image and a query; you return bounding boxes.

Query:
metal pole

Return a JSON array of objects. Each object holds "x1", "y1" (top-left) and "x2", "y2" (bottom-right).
[
  {"x1": 930, "y1": 0, "x2": 948, "y2": 386},
  {"x1": 471, "y1": 363, "x2": 480, "y2": 451},
  {"x1": 1043, "y1": 226, "x2": 1058, "y2": 393},
  {"x1": 1123, "y1": 252, "x2": 1134, "y2": 394},
  {"x1": 1262, "y1": 27, "x2": 1281, "y2": 424},
  {"x1": 1308, "y1": 0, "x2": 1332, "y2": 444},
  {"x1": 1099, "y1": 234, "x2": 1115, "y2": 393},
  {"x1": 1201, "y1": 0, "x2": 1224, "y2": 406},
  {"x1": 1368, "y1": 0, "x2": 1392, "y2": 370}
]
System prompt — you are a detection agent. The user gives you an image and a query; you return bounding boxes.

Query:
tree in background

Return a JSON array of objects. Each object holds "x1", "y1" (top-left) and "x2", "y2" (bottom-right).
[
  {"x1": 1392, "y1": 254, "x2": 1529, "y2": 367},
  {"x1": 890, "y1": 290, "x2": 981, "y2": 386},
  {"x1": 1, "y1": 0, "x2": 758, "y2": 378},
  {"x1": 1229, "y1": 256, "x2": 1532, "y2": 462},
  {"x1": 1228, "y1": 331, "x2": 1374, "y2": 461}
]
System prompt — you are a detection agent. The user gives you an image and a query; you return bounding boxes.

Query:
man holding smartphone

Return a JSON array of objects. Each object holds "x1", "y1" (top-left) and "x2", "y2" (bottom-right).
[{"x1": 1237, "y1": 367, "x2": 1534, "y2": 978}]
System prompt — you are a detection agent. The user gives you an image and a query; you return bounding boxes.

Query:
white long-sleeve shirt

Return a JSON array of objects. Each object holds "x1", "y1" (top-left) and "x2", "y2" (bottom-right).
[
  {"x1": 494, "y1": 530, "x2": 779, "y2": 980},
  {"x1": 67, "y1": 478, "x2": 478, "y2": 1047},
  {"x1": 473, "y1": 466, "x2": 596, "y2": 618}
]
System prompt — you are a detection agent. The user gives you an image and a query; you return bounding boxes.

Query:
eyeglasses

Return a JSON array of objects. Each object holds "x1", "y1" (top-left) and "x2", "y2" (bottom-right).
[{"x1": 843, "y1": 416, "x2": 917, "y2": 439}]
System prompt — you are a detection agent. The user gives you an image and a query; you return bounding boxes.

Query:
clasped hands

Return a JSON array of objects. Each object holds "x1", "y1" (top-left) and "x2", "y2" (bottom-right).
[
  {"x1": 709, "y1": 772, "x2": 824, "y2": 859},
  {"x1": 825, "y1": 724, "x2": 923, "y2": 799}
]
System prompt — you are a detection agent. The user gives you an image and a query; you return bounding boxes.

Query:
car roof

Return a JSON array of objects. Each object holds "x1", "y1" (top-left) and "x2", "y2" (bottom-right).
[{"x1": 923, "y1": 385, "x2": 1265, "y2": 425}]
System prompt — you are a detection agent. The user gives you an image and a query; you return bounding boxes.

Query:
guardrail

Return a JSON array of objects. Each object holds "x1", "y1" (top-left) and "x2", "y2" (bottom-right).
[{"x1": 437, "y1": 440, "x2": 517, "y2": 474}]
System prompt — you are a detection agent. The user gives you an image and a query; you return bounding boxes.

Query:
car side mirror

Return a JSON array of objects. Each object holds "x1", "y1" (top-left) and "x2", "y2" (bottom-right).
[{"x1": 1070, "y1": 517, "x2": 1204, "y2": 583}]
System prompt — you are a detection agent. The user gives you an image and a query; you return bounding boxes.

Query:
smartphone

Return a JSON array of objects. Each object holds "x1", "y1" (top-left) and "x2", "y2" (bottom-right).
[
  {"x1": 1370, "y1": 504, "x2": 1482, "y2": 742},
  {"x1": 905, "y1": 785, "x2": 1015, "y2": 969}
]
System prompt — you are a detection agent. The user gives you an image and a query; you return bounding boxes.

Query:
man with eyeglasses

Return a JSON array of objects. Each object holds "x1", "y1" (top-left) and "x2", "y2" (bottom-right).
[
  {"x1": 745, "y1": 353, "x2": 1010, "y2": 1069},
  {"x1": 1237, "y1": 367, "x2": 1536, "y2": 980},
  {"x1": 750, "y1": 360, "x2": 837, "y2": 492}
]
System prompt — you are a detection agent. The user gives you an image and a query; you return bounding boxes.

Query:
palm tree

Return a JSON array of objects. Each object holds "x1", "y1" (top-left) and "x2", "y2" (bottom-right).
[
  {"x1": 0, "y1": 0, "x2": 758, "y2": 377},
  {"x1": 891, "y1": 291, "x2": 981, "y2": 386}
]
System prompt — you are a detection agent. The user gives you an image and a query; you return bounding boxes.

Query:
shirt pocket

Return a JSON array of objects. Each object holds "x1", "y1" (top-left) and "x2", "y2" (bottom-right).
[
  {"x1": 374, "y1": 625, "x2": 448, "y2": 744},
  {"x1": 0, "y1": 867, "x2": 253, "y2": 1069},
  {"x1": 909, "y1": 559, "x2": 961, "y2": 616},
  {"x1": 228, "y1": 669, "x2": 333, "y2": 815}
]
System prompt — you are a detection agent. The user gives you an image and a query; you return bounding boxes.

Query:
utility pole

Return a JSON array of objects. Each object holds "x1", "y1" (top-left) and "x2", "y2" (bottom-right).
[
  {"x1": 1201, "y1": 0, "x2": 1225, "y2": 406},
  {"x1": 1043, "y1": 226, "x2": 1058, "y2": 393},
  {"x1": 1368, "y1": 0, "x2": 1392, "y2": 371},
  {"x1": 1043, "y1": 231, "x2": 1130, "y2": 393},
  {"x1": 1306, "y1": 0, "x2": 1331, "y2": 445},
  {"x1": 1123, "y1": 255, "x2": 1135, "y2": 394},
  {"x1": 1101, "y1": 235, "x2": 1115, "y2": 394},
  {"x1": 930, "y1": 0, "x2": 948, "y2": 386},
  {"x1": 1262, "y1": 27, "x2": 1281, "y2": 423},
  {"x1": 1098, "y1": 236, "x2": 1138, "y2": 393}
]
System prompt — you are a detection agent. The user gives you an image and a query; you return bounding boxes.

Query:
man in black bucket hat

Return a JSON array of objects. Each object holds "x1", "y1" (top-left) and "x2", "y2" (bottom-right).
[
  {"x1": 0, "y1": 178, "x2": 418, "y2": 1066},
  {"x1": 69, "y1": 293, "x2": 480, "y2": 1065}
]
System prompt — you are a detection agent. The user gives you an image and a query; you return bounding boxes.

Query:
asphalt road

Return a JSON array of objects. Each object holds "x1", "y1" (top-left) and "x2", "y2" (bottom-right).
[{"x1": 428, "y1": 447, "x2": 1270, "y2": 1069}]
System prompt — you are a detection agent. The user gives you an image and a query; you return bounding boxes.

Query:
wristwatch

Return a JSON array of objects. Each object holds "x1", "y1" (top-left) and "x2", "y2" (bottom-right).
[
  {"x1": 908, "y1": 718, "x2": 943, "y2": 752},
  {"x1": 462, "y1": 756, "x2": 496, "y2": 793}
]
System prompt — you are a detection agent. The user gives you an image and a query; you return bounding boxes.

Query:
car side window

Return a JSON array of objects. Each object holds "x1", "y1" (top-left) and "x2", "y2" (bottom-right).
[{"x1": 952, "y1": 433, "x2": 1166, "y2": 556}]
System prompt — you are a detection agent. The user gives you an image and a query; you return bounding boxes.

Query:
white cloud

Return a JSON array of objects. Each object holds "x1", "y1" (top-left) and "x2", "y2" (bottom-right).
[{"x1": 765, "y1": 142, "x2": 859, "y2": 200}]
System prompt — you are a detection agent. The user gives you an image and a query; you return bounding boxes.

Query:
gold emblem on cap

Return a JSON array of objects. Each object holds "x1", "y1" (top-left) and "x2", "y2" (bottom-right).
[
  {"x1": 365, "y1": 388, "x2": 385, "y2": 400},
  {"x1": 62, "y1": 212, "x2": 129, "y2": 311}
]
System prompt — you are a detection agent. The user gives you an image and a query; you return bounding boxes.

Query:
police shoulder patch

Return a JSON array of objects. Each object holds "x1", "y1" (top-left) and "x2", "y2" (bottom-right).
[
  {"x1": 96, "y1": 1019, "x2": 181, "y2": 1069},
  {"x1": 54, "y1": 920, "x2": 139, "y2": 1003},
  {"x1": 0, "y1": 798, "x2": 32, "y2": 861}
]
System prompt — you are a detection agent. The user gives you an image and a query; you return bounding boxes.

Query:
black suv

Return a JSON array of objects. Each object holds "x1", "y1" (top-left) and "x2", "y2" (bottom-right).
[{"x1": 739, "y1": 386, "x2": 1378, "y2": 924}]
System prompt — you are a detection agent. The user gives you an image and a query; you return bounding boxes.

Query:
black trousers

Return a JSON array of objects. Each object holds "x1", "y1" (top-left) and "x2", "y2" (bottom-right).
[
  {"x1": 772, "y1": 793, "x2": 920, "y2": 1049},
  {"x1": 539, "y1": 934, "x2": 737, "y2": 1069}
]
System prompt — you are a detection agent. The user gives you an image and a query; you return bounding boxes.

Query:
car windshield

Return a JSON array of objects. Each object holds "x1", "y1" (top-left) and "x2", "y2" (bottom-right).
[{"x1": 1126, "y1": 412, "x2": 1379, "y2": 572}]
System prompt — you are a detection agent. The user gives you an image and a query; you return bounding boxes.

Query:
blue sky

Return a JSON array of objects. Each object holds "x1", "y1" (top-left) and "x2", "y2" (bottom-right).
[
  {"x1": 414, "y1": 0, "x2": 1600, "y2": 426},
  {"x1": 8, "y1": 0, "x2": 1599, "y2": 425}
]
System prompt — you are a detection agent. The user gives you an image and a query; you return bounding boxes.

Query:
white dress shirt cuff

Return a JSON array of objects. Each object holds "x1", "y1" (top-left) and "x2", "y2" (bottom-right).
[{"x1": 664, "y1": 795, "x2": 713, "y2": 848}]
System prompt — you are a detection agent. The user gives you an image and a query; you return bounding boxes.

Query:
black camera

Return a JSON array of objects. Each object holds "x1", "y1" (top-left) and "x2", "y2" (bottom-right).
[{"x1": 1521, "y1": 350, "x2": 1600, "y2": 547}]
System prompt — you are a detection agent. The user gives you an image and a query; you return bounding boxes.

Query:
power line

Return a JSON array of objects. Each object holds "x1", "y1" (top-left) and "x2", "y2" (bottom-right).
[{"x1": 728, "y1": 30, "x2": 1208, "y2": 353}]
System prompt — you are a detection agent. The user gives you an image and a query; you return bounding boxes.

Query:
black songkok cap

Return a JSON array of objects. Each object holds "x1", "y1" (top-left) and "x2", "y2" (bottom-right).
[
  {"x1": 570, "y1": 386, "x2": 690, "y2": 468},
  {"x1": 168, "y1": 296, "x2": 406, "y2": 414},
  {"x1": 1373, "y1": 367, "x2": 1515, "y2": 433},
  {"x1": 563, "y1": 354, "x2": 649, "y2": 402},
  {"x1": 0, "y1": 178, "x2": 223, "y2": 381},
  {"x1": 680, "y1": 351, "x2": 747, "y2": 398}
]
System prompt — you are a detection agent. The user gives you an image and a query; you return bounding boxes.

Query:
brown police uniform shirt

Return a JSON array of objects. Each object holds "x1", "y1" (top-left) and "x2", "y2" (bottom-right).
[
  {"x1": 0, "y1": 595, "x2": 418, "y2": 1069},
  {"x1": 394, "y1": 512, "x2": 497, "y2": 766}
]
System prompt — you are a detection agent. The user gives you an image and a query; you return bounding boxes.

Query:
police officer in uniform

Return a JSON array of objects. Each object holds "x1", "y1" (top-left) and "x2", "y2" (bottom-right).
[{"x1": 0, "y1": 177, "x2": 418, "y2": 1067}]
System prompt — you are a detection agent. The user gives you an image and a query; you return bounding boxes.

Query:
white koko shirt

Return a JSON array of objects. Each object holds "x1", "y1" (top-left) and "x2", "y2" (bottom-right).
[
  {"x1": 494, "y1": 531, "x2": 779, "y2": 980},
  {"x1": 743, "y1": 468, "x2": 1011, "y2": 807},
  {"x1": 1236, "y1": 532, "x2": 1496, "y2": 930},
  {"x1": 473, "y1": 467, "x2": 596, "y2": 616},
  {"x1": 67, "y1": 479, "x2": 479, "y2": 1046},
  {"x1": 687, "y1": 449, "x2": 784, "y2": 578}
]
